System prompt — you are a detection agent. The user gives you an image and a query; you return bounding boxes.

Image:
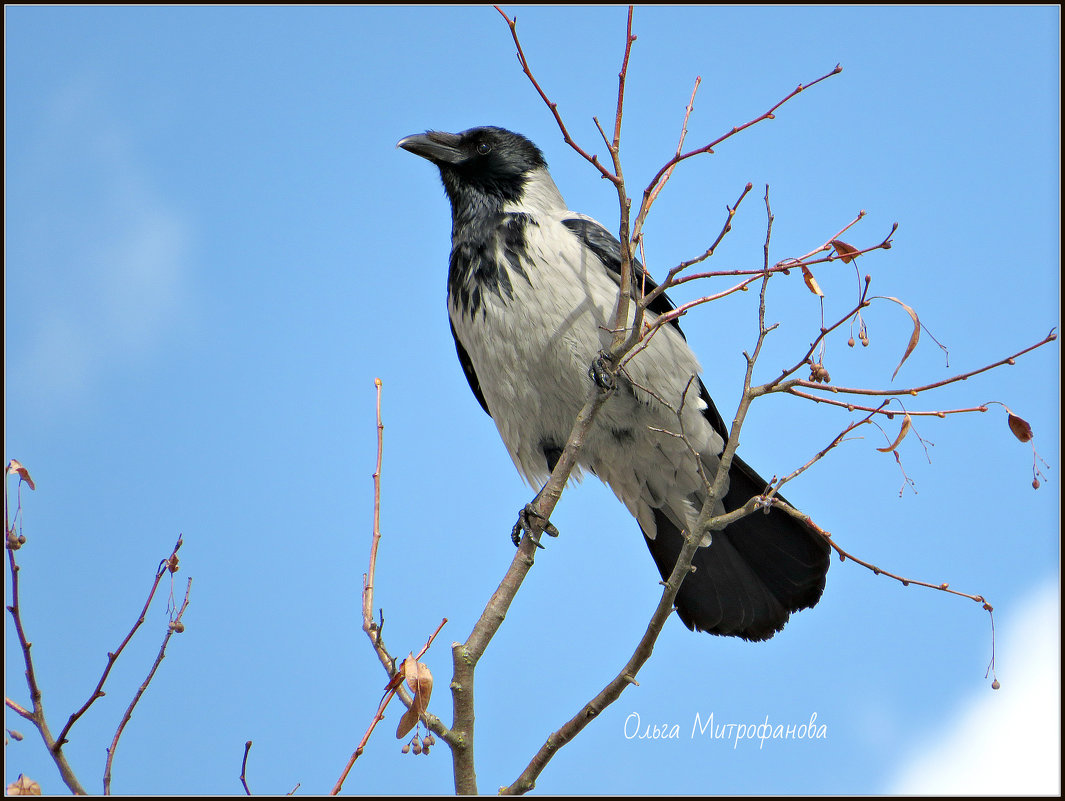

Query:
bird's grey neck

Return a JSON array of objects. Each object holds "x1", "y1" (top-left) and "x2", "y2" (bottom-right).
[{"x1": 505, "y1": 167, "x2": 566, "y2": 215}]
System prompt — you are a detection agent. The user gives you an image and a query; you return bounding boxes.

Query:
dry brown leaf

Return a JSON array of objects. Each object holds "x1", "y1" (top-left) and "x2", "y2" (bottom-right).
[
  {"x1": 405, "y1": 660, "x2": 433, "y2": 704},
  {"x1": 6, "y1": 775, "x2": 41, "y2": 795},
  {"x1": 6, "y1": 459, "x2": 35, "y2": 491},
  {"x1": 1006, "y1": 410, "x2": 1033, "y2": 443},
  {"x1": 881, "y1": 296, "x2": 921, "y2": 380},
  {"x1": 877, "y1": 414, "x2": 912, "y2": 453},
  {"x1": 397, "y1": 705, "x2": 420, "y2": 738},
  {"x1": 829, "y1": 239, "x2": 860, "y2": 263},
  {"x1": 396, "y1": 656, "x2": 433, "y2": 738},
  {"x1": 800, "y1": 265, "x2": 824, "y2": 297}
]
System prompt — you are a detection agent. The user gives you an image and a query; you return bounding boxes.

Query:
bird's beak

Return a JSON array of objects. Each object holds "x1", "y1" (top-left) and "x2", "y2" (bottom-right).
[{"x1": 397, "y1": 131, "x2": 464, "y2": 165}]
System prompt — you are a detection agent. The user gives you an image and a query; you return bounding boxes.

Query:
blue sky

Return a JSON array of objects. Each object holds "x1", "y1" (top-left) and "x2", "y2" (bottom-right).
[{"x1": 4, "y1": 5, "x2": 1059, "y2": 795}]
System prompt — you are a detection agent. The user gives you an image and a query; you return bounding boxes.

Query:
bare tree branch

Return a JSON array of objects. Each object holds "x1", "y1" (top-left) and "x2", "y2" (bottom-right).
[
  {"x1": 784, "y1": 328, "x2": 1058, "y2": 398},
  {"x1": 5, "y1": 464, "x2": 86, "y2": 795},
  {"x1": 240, "y1": 740, "x2": 253, "y2": 795},
  {"x1": 6, "y1": 460, "x2": 197, "y2": 796},
  {"x1": 58, "y1": 538, "x2": 185, "y2": 749},
  {"x1": 334, "y1": 617, "x2": 447, "y2": 795},
  {"x1": 103, "y1": 575, "x2": 192, "y2": 794},
  {"x1": 355, "y1": 379, "x2": 455, "y2": 764}
]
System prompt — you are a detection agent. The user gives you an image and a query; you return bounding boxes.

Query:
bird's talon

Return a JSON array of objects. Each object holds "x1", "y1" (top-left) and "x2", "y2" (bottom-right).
[
  {"x1": 588, "y1": 352, "x2": 616, "y2": 392},
  {"x1": 512, "y1": 504, "x2": 558, "y2": 548},
  {"x1": 510, "y1": 519, "x2": 523, "y2": 547}
]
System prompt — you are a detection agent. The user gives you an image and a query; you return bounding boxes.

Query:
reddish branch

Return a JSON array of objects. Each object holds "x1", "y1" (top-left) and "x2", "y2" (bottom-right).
[
  {"x1": 350, "y1": 379, "x2": 451, "y2": 792},
  {"x1": 4, "y1": 472, "x2": 86, "y2": 795},
  {"x1": 788, "y1": 328, "x2": 1058, "y2": 399},
  {"x1": 361, "y1": 378, "x2": 385, "y2": 635},
  {"x1": 638, "y1": 63, "x2": 842, "y2": 227},
  {"x1": 58, "y1": 537, "x2": 184, "y2": 748},
  {"x1": 780, "y1": 502, "x2": 997, "y2": 611},
  {"x1": 103, "y1": 575, "x2": 192, "y2": 794},
  {"x1": 334, "y1": 618, "x2": 447, "y2": 795},
  {"x1": 495, "y1": 5, "x2": 620, "y2": 184},
  {"x1": 645, "y1": 76, "x2": 703, "y2": 211},
  {"x1": 5, "y1": 462, "x2": 193, "y2": 796},
  {"x1": 637, "y1": 182, "x2": 755, "y2": 315}
]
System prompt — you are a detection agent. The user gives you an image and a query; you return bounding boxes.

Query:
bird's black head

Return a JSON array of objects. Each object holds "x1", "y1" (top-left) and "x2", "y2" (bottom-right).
[{"x1": 398, "y1": 126, "x2": 547, "y2": 211}]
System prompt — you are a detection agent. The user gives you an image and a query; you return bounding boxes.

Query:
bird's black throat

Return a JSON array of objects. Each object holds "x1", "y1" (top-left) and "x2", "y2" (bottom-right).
[{"x1": 446, "y1": 193, "x2": 536, "y2": 320}]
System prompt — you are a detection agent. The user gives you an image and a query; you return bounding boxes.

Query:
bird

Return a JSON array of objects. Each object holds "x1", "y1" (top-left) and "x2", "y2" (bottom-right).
[{"x1": 398, "y1": 125, "x2": 830, "y2": 641}]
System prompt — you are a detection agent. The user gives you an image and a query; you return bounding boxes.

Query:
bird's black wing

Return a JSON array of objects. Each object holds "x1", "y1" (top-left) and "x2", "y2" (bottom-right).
[
  {"x1": 450, "y1": 317, "x2": 491, "y2": 416},
  {"x1": 561, "y1": 216, "x2": 683, "y2": 338}
]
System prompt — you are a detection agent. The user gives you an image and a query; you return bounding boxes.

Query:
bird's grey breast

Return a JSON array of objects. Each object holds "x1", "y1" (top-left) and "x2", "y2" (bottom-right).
[{"x1": 447, "y1": 211, "x2": 613, "y2": 484}]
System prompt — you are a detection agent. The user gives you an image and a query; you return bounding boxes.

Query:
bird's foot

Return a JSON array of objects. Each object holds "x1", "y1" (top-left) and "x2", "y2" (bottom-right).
[
  {"x1": 588, "y1": 351, "x2": 616, "y2": 392},
  {"x1": 511, "y1": 504, "x2": 560, "y2": 548}
]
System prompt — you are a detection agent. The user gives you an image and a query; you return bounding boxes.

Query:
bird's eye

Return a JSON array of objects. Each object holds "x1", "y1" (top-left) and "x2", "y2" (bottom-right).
[{"x1": 476, "y1": 141, "x2": 492, "y2": 155}]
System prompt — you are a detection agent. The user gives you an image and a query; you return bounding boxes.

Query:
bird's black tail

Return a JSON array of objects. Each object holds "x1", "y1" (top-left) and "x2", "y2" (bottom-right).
[{"x1": 642, "y1": 454, "x2": 830, "y2": 641}]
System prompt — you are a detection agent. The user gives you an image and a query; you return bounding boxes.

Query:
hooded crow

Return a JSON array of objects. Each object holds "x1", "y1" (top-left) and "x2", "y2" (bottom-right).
[{"x1": 398, "y1": 126, "x2": 829, "y2": 640}]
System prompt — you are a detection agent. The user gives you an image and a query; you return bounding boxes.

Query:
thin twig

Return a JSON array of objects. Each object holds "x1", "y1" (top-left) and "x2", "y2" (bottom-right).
[
  {"x1": 644, "y1": 76, "x2": 702, "y2": 211},
  {"x1": 103, "y1": 577, "x2": 192, "y2": 795},
  {"x1": 779, "y1": 505, "x2": 995, "y2": 608},
  {"x1": 58, "y1": 537, "x2": 184, "y2": 748},
  {"x1": 352, "y1": 381, "x2": 457, "y2": 792},
  {"x1": 494, "y1": 5, "x2": 619, "y2": 183},
  {"x1": 333, "y1": 618, "x2": 448, "y2": 796},
  {"x1": 638, "y1": 182, "x2": 753, "y2": 313},
  {"x1": 362, "y1": 378, "x2": 385, "y2": 641},
  {"x1": 240, "y1": 741, "x2": 253, "y2": 795},
  {"x1": 610, "y1": 6, "x2": 636, "y2": 151},
  {"x1": 785, "y1": 390, "x2": 994, "y2": 418},
  {"x1": 4, "y1": 465, "x2": 88, "y2": 796},
  {"x1": 639, "y1": 64, "x2": 843, "y2": 215},
  {"x1": 787, "y1": 328, "x2": 1058, "y2": 398}
]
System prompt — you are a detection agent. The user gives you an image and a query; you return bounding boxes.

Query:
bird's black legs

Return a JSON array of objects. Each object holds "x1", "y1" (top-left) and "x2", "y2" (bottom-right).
[
  {"x1": 511, "y1": 502, "x2": 560, "y2": 548},
  {"x1": 588, "y1": 350, "x2": 616, "y2": 392},
  {"x1": 512, "y1": 443, "x2": 564, "y2": 548}
]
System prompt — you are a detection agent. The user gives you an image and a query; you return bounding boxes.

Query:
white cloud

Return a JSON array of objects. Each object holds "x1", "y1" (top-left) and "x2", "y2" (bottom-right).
[
  {"x1": 11, "y1": 76, "x2": 192, "y2": 403},
  {"x1": 890, "y1": 579, "x2": 1061, "y2": 795}
]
